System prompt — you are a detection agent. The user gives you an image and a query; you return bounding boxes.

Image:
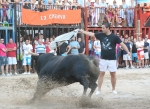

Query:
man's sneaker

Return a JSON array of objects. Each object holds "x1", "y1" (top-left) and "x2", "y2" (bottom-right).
[
  {"x1": 131, "y1": 66, "x2": 135, "y2": 69},
  {"x1": 22, "y1": 72, "x2": 28, "y2": 75},
  {"x1": 95, "y1": 91, "x2": 101, "y2": 95},
  {"x1": 27, "y1": 72, "x2": 31, "y2": 75},
  {"x1": 9, "y1": 72, "x2": 12, "y2": 76},
  {"x1": 112, "y1": 90, "x2": 118, "y2": 94},
  {"x1": 2, "y1": 73, "x2": 5, "y2": 77},
  {"x1": 6, "y1": 73, "x2": 11, "y2": 76},
  {"x1": 14, "y1": 72, "x2": 18, "y2": 75},
  {"x1": 126, "y1": 66, "x2": 129, "y2": 70}
]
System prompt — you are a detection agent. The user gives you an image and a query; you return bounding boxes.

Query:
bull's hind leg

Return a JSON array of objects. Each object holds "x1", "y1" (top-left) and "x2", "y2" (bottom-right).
[
  {"x1": 30, "y1": 78, "x2": 51, "y2": 102},
  {"x1": 88, "y1": 81, "x2": 97, "y2": 98}
]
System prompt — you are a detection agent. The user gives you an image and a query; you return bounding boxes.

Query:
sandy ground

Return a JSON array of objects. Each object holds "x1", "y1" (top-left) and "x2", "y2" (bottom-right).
[{"x1": 0, "y1": 68, "x2": 150, "y2": 109}]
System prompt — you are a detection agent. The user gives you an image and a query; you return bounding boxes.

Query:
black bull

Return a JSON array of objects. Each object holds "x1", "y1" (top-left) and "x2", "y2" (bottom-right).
[{"x1": 31, "y1": 53, "x2": 100, "y2": 101}]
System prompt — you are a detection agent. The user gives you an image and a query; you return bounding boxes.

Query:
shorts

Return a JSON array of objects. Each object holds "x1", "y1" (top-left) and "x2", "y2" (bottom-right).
[
  {"x1": 99, "y1": 59, "x2": 117, "y2": 72},
  {"x1": 94, "y1": 51, "x2": 101, "y2": 58},
  {"x1": 8, "y1": 57, "x2": 17, "y2": 65},
  {"x1": 123, "y1": 54, "x2": 131, "y2": 60},
  {"x1": 144, "y1": 52, "x2": 149, "y2": 59},
  {"x1": 132, "y1": 53, "x2": 138, "y2": 62},
  {"x1": 23, "y1": 57, "x2": 31, "y2": 65},
  {"x1": 61, "y1": 53, "x2": 67, "y2": 56},
  {"x1": 137, "y1": 50, "x2": 144, "y2": 60},
  {"x1": 0, "y1": 56, "x2": 8, "y2": 66}
]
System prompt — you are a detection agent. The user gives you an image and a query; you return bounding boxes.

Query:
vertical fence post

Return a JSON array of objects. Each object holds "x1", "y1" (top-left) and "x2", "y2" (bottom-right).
[{"x1": 84, "y1": 7, "x2": 89, "y2": 55}]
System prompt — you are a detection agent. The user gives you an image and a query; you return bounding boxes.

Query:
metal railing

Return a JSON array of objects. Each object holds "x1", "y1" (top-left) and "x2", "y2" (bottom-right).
[{"x1": 85, "y1": 7, "x2": 136, "y2": 27}]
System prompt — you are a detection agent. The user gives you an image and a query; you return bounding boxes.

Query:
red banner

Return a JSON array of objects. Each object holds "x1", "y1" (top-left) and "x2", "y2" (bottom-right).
[{"x1": 22, "y1": 8, "x2": 81, "y2": 25}]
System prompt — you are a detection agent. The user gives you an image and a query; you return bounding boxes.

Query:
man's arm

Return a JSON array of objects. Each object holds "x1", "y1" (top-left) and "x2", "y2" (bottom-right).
[
  {"x1": 79, "y1": 29, "x2": 95, "y2": 38},
  {"x1": 82, "y1": 48, "x2": 85, "y2": 54},
  {"x1": 1, "y1": 48, "x2": 7, "y2": 52},
  {"x1": 66, "y1": 45, "x2": 71, "y2": 54},
  {"x1": 120, "y1": 42, "x2": 130, "y2": 54}
]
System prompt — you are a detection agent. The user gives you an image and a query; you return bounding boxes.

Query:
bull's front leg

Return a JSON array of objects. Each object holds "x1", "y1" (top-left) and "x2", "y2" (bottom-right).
[
  {"x1": 80, "y1": 77, "x2": 89, "y2": 96},
  {"x1": 88, "y1": 81, "x2": 97, "y2": 98},
  {"x1": 30, "y1": 77, "x2": 51, "y2": 102}
]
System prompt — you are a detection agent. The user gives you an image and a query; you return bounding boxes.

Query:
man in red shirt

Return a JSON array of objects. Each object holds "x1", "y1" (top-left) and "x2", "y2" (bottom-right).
[{"x1": 6, "y1": 38, "x2": 17, "y2": 75}]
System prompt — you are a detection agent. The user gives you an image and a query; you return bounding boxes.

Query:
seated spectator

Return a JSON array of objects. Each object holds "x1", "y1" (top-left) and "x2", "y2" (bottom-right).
[{"x1": 106, "y1": 5, "x2": 114, "y2": 25}]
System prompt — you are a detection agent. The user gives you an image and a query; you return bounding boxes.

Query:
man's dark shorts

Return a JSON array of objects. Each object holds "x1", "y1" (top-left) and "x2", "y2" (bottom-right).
[{"x1": 0, "y1": 56, "x2": 8, "y2": 66}]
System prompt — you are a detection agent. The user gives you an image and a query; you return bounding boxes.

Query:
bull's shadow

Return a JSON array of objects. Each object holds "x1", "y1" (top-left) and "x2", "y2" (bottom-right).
[{"x1": 30, "y1": 53, "x2": 100, "y2": 103}]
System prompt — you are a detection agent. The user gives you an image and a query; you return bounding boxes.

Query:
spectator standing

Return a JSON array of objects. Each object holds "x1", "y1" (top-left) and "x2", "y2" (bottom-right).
[
  {"x1": 126, "y1": 0, "x2": 135, "y2": 27},
  {"x1": 0, "y1": 38, "x2": 9, "y2": 76},
  {"x1": 44, "y1": 37, "x2": 50, "y2": 53},
  {"x1": 123, "y1": 38, "x2": 134, "y2": 69},
  {"x1": 22, "y1": 38, "x2": 33, "y2": 75},
  {"x1": 6, "y1": 38, "x2": 17, "y2": 75},
  {"x1": 88, "y1": 38, "x2": 93, "y2": 55},
  {"x1": 144, "y1": 37, "x2": 149, "y2": 68},
  {"x1": 78, "y1": 37, "x2": 85, "y2": 54},
  {"x1": 98, "y1": 0, "x2": 107, "y2": 26},
  {"x1": 136, "y1": 37, "x2": 144, "y2": 68},
  {"x1": 59, "y1": 41, "x2": 71, "y2": 56},
  {"x1": 94, "y1": 0, "x2": 100, "y2": 27},
  {"x1": 35, "y1": 39, "x2": 46, "y2": 53},
  {"x1": 93, "y1": 38, "x2": 101, "y2": 58},
  {"x1": 132, "y1": 38, "x2": 138, "y2": 68},
  {"x1": 69, "y1": 37, "x2": 80, "y2": 55}
]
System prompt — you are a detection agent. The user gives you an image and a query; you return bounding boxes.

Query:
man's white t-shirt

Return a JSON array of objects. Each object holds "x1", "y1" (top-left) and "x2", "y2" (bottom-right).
[
  {"x1": 136, "y1": 41, "x2": 144, "y2": 51},
  {"x1": 23, "y1": 44, "x2": 33, "y2": 57},
  {"x1": 94, "y1": 40, "x2": 101, "y2": 52}
]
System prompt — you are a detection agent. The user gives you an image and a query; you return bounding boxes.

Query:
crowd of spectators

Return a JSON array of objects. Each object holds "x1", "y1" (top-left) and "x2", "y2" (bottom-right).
[
  {"x1": 0, "y1": 0, "x2": 150, "y2": 26},
  {"x1": 0, "y1": 32, "x2": 86, "y2": 76},
  {"x1": 88, "y1": 33, "x2": 150, "y2": 69}
]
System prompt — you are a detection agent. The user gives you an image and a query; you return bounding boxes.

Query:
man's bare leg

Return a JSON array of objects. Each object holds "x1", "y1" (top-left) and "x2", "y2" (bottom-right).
[
  {"x1": 110, "y1": 72, "x2": 116, "y2": 91},
  {"x1": 96, "y1": 72, "x2": 105, "y2": 95}
]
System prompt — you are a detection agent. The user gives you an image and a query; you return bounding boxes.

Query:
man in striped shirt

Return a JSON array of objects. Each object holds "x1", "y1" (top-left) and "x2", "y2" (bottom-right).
[{"x1": 35, "y1": 39, "x2": 46, "y2": 54}]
